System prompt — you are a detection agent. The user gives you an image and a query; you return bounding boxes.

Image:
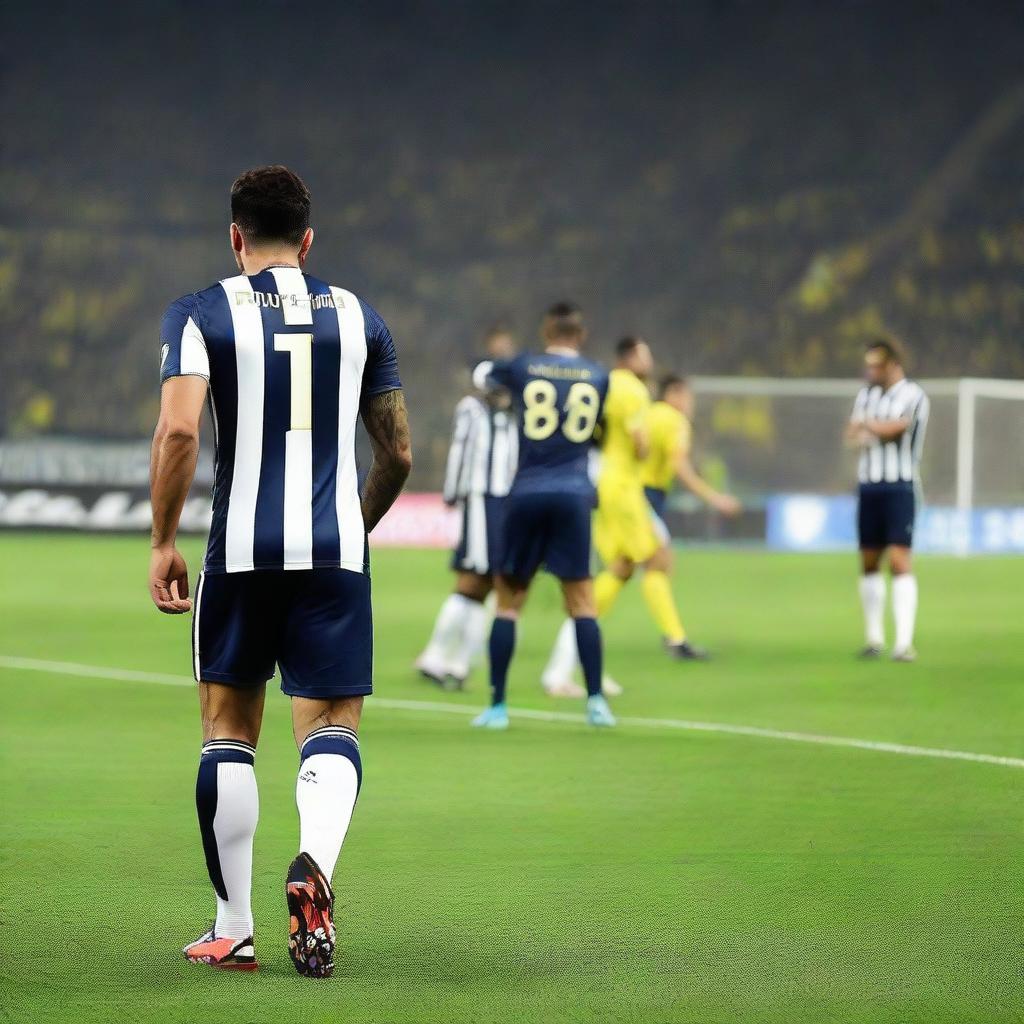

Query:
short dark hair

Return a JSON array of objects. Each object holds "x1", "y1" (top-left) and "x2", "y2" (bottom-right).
[
  {"x1": 659, "y1": 373, "x2": 689, "y2": 398},
  {"x1": 543, "y1": 302, "x2": 585, "y2": 340},
  {"x1": 230, "y1": 165, "x2": 311, "y2": 245},
  {"x1": 615, "y1": 335, "x2": 644, "y2": 359},
  {"x1": 865, "y1": 335, "x2": 906, "y2": 366}
]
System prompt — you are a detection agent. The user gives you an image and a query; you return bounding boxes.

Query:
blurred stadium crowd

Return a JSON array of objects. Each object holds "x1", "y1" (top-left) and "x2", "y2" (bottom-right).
[{"x1": 2, "y1": 2, "x2": 1023, "y2": 488}]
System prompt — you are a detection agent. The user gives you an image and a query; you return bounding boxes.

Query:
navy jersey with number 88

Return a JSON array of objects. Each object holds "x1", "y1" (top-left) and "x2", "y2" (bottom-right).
[{"x1": 475, "y1": 351, "x2": 609, "y2": 497}]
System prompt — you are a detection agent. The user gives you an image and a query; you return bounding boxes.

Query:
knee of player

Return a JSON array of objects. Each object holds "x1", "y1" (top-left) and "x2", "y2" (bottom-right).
[{"x1": 614, "y1": 561, "x2": 635, "y2": 582}]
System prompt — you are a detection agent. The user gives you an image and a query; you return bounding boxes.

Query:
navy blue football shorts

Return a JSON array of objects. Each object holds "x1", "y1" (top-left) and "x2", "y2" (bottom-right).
[
  {"x1": 451, "y1": 494, "x2": 506, "y2": 576},
  {"x1": 498, "y1": 489, "x2": 594, "y2": 583},
  {"x1": 192, "y1": 568, "x2": 372, "y2": 698},
  {"x1": 857, "y1": 483, "x2": 917, "y2": 549}
]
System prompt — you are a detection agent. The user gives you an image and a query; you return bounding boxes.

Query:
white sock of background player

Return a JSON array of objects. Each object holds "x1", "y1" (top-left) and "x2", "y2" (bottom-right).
[
  {"x1": 891, "y1": 573, "x2": 918, "y2": 653},
  {"x1": 419, "y1": 593, "x2": 466, "y2": 670},
  {"x1": 542, "y1": 618, "x2": 580, "y2": 683},
  {"x1": 858, "y1": 573, "x2": 886, "y2": 648},
  {"x1": 448, "y1": 596, "x2": 490, "y2": 680}
]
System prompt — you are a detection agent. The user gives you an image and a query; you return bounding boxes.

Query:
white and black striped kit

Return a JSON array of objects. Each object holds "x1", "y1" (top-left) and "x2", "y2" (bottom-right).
[
  {"x1": 851, "y1": 379, "x2": 930, "y2": 485},
  {"x1": 443, "y1": 394, "x2": 518, "y2": 574}
]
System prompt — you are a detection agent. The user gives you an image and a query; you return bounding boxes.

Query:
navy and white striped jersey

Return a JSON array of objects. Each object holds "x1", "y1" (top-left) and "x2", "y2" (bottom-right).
[
  {"x1": 851, "y1": 378, "x2": 930, "y2": 485},
  {"x1": 441, "y1": 395, "x2": 518, "y2": 502},
  {"x1": 160, "y1": 267, "x2": 401, "y2": 574}
]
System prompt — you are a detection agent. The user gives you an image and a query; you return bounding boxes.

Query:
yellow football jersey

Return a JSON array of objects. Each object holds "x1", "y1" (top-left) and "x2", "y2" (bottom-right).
[
  {"x1": 641, "y1": 401, "x2": 692, "y2": 492},
  {"x1": 599, "y1": 368, "x2": 651, "y2": 478}
]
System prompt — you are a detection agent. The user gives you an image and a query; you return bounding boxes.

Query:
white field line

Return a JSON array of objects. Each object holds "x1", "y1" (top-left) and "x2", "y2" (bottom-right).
[{"x1": 2, "y1": 655, "x2": 1023, "y2": 771}]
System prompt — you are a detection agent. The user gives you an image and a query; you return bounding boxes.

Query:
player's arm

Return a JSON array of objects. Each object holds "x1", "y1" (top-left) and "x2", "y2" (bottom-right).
[
  {"x1": 358, "y1": 299, "x2": 413, "y2": 531},
  {"x1": 149, "y1": 376, "x2": 207, "y2": 613},
  {"x1": 844, "y1": 390, "x2": 871, "y2": 448},
  {"x1": 441, "y1": 400, "x2": 475, "y2": 507},
  {"x1": 471, "y1": 359, "x2": 515, "y2": 393},
  {"x1": 360, "y1": 389, "x2": 413, "y2": 531},
  {"x1": 673, "y1": 450, "x2": 741, "y2": 516},
  {"x1": 863, "y1": 417, "x2": 910, "y2": 441},
  {"x1": 630, "y1": 422, "x2": 650, "y2": 461}
]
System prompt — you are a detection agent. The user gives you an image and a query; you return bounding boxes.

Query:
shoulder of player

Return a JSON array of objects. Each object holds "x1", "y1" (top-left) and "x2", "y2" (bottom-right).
[{"x1": 161, "y1": 291, "x2": 204, "y2": 336}]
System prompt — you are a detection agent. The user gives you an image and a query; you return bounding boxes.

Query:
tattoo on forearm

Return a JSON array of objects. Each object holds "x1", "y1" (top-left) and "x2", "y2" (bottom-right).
[{"x1": 360, "y1": 388, "x2": 413, "y2": 533}]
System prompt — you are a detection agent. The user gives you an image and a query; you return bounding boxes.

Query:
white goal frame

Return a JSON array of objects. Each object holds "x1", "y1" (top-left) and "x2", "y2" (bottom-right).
[{"x1": 689, "y1": 375, "x2": 1024, "y2": 540}]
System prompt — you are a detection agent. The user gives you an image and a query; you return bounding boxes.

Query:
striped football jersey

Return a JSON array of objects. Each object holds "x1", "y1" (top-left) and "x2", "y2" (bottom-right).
[
  {"x1": 851, "y1": 378, "x2": 929, "y2": 485},
  {"x1": 160, "y1": 266, "x2": 401, "y2": 573}
]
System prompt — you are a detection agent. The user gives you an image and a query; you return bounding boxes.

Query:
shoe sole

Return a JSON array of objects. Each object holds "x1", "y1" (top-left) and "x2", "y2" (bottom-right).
[
  {"x1": 184, "y1": 952, "x2": 258, "y2": 970},
  {"x1": 286, "y1": 858, "x2": 335, "y2": 979}
]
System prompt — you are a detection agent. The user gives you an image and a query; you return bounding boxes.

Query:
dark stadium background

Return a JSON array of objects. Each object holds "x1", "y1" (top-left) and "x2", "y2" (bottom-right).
[{"x1": 2, "y1": 0, "x2": 1024, "y2": 491}]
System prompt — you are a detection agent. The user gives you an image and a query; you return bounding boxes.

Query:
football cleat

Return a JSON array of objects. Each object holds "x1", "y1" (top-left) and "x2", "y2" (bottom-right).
[
  {"x1": 444, "y1": 671, "x2": 468, "y2": 692},
  {"x1": 858, "y1": 645, "x2": 884, "y2": 659},
  {"x1": 541, "y1": 675, "x2": 587, "y2": 699},
  {"x1": 586, "y1": 694, "x2": 617, "y2": 728},
  {"x1": 286, "y1": 852, "x2": 335, "y2": 979},
  {"x1": 471, "y1": 703, "x2": 509, "y2": 729},
  {"x1": 665, "y1": 640, "x2": 709, "y2": 661},
  {"x1": 891, "y1": 647, "x2": 917, "y2": 662},
  {"x1": 414, "y1": 654, "x2": 449, "y2": 687},
  {"x1": 183, "y1": 928, "x2": 257, "y2": 970}
]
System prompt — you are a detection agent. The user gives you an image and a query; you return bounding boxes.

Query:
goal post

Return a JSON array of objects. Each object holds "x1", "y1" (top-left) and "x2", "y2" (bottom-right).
[{"x1": 684, "y1": 376, "x2": 1024, "y2": 555}]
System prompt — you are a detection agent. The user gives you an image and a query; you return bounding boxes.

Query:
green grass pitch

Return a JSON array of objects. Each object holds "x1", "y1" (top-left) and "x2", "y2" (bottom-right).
[{"x1": 1, "y1": 533, "x2": 1022, "y2": 1023}]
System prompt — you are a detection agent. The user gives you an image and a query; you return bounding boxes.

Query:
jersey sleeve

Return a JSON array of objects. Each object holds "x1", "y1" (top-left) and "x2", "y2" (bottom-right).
[
  {"x1": 896, "y1": 384, "x2": 929, "y2": 424},
  {"x1": 471, "y1": 359, "x2": 516, "y2": 393},
  {"x1": 359, "y1": 299, "x2": 402, "y2": 396},
  {"x1": 907, "y1": 387, "x2": 929, "y2": 428},
  {"x1": 850, "y1": 388, "x2": 868, "y2": 422},
  {"x1": 160, "y1": 295, "x2": 209, "y2": 383}
]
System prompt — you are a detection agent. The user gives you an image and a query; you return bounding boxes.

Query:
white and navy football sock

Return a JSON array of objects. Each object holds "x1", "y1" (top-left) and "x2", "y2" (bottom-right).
[
  {"x1": 296, "y1": 726, "x2": 362, "y2": 883},
  {"x1": 859, "y1": 572, "x2": 886, "y2": 648},
  {"x1": 891, "y1": 573, "x2": 918, "y2": 652},
  {"x1": 195, "y1": 739, "x2": 259, "y2": 939}
]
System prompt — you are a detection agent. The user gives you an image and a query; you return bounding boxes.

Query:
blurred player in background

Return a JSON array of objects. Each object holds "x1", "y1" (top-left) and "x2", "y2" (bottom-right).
[
  {"x1": 543, "y1": 371, "x2": 739, "y2": 692},
  {"x1": 149, "y1": 166, "x2": 412, "y2": 978},
  {"x1": 416, "y1": 329, "x2": 518, "y2": 688},
  {"x1": 543, "y1": 373, "x2": 739, "y2": 688},
  {"x1": 846, "y1": 337, "x2": 929, "y2": 661},
  {"x1": 470, "y1": 302, "x2": 615, "y2": 729}
]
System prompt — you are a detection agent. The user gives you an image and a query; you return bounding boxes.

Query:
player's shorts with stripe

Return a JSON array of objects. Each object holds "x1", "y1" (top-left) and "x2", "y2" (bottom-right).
[
  {"x1": 498, "y1": 489, "x2": 594, "y2": 582},
  {"x1": 192, "y1": 568, "x2": 372, "y2": 698},
  {"x1": 595, "y1": 475, "x2": 661, "y2": 565},
  {"x1": 451, "y1": 494, "x2": 506, "y2": 576},
  {"x1": 857, "y1": 482, "x2": 917, "y2": 549},
  {"x1": 644, "y1": 486, "x2": 671, "y2": 545}
]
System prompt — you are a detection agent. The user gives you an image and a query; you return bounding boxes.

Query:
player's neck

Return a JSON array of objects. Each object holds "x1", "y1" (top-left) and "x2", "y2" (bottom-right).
[
  {"x1": 884, "y1": 370, "x2": 906, "y2": 390},
  {"x1": 545, "y1": 344, "x2": 578, "y2": 357},
  {"x1": 239, "y1": 250, "x2": 302, "y2": 276}
]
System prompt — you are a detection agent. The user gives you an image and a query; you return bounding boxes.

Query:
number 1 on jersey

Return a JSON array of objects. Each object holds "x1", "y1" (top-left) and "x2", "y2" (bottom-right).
[{"x1": 274, "y1": 333, "x2": 313, "y2": 430}]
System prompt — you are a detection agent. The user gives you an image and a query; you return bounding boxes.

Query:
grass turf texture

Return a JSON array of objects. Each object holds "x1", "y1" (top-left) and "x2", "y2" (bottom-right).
[{"x1": 1, "y1": 533, "x2": 1022, "y2": 1023}]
